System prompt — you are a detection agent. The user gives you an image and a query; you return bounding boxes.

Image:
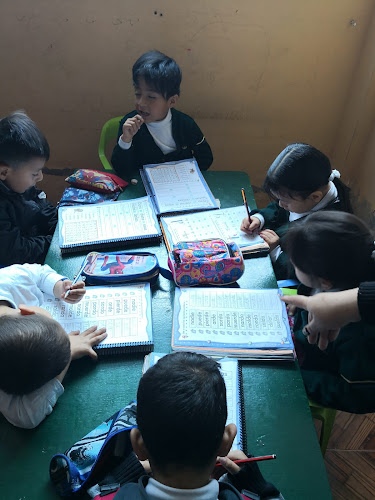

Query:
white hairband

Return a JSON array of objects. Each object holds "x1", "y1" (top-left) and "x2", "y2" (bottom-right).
[{"x1": 329, "y1": 169, "x2": 341, "y2": 181}]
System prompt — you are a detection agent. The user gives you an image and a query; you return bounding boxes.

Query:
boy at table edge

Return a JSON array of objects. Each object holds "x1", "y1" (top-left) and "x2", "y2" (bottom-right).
[{"x1": 111, "y1": 352, "x2": 283, "y2": 500}]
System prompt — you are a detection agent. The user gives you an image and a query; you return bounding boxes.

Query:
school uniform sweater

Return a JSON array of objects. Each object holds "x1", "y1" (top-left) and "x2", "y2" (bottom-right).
[
  {"x1": 250, "y1": 184, "x2": 347, "y2": 280},
  {"x1": 111, "y1": 109, "x2": 213, "y2": 180},
  {"x1": 0, "y1": 264, "x2": 66, "y2": 428},
  {"x1": 294, "y1": 287, "x2": 375, "y2": 414},
  {"x1": 0, "y1": 181, "x2": 57, "y2": 266},
  {"x1": 113, "y1": 469, "x2": 283, "y2": 500}
]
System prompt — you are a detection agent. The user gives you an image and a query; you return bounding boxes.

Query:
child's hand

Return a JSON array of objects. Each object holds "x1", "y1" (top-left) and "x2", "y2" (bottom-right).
[
  {"x1": 54, "y1": 280, "x2": 86, "y2": 304},
  {"x1": 240, "y1": 216, "x2": 261, "y2": 234},
  {"x1": 212, "y1": 450, "x2": 248, "y2": 479},
  {"x1": 121, "y1": 114, "x2": 144, "y2": 143},
  {"x1": 259, "y1": 229, "x2": 280, "y2": 251},
  {"x1": 68, "y1": 326, "x2": 107, "y2": 360}
]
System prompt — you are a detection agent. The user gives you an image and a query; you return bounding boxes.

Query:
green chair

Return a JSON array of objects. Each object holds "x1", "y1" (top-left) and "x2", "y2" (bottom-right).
[
  {"x1": 309, "y1": 399, "x2": 336, "y2": 456},
  {"x1": 98, "y1": 116, "x2": 122, "y2": 170}
]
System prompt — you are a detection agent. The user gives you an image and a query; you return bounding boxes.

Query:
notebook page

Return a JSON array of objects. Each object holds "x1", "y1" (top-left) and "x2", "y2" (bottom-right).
[
  {"x1": 219, "y1": 359, "x2": 242, "y2": 450},
  {"x1": 143, "y1": 161, "x2": 217, "y2": 213},
  {"x1": 161, "y1": 206, "x2": 264, "y2": 248},
  {"x1": 176, "y1": 288, "x2": 289, "y2": 347},
  {"x1": 41, "y1": 284, "x2": 151, "y2": 346},
  {"x1": 59, "y1": 197, "x2": 159, "y2": 246}
]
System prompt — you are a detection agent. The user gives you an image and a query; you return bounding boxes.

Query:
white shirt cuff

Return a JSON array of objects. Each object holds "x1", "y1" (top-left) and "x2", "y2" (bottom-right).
[
  {"x1": 270, "y1": 246, "x2": 283, "y2": 262},
  {"x1": 251, "y1": 213, "x2": 265, "y2": 229},
  {"x1": 118, "y1": 137, "x2": 132, "y2": 150}
]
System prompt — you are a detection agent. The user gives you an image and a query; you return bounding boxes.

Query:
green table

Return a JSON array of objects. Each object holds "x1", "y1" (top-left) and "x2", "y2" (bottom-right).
[{"x1": 0, "y1": 172, "x2": 332, "y2": 499}]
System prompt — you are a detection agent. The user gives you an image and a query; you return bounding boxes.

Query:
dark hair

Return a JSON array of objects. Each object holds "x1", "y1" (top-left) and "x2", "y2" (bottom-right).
[
  {"x1": 0, "y1": 314, "x2": 70, "y2": 395},
  {"x1": 283, "y1": 211, "x2": 375, "y2": 289},
  {"x1": 136, "y1": 352, "x2": 227, "y2": 470},
  {"x1": 0, "y1": 110, "x2": 50, "y2": 168},
  {"x1": 132, "y1": 51, "x2": 181, "y2": 99},
  {"x1": 263, "y1": 143, "x2": 352, "y2": 212}
]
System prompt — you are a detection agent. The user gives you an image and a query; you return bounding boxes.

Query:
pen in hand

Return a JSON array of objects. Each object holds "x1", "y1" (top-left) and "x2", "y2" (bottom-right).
[
  {"x1": 64, "y1": 273, "x2": 82, "y2": 299},
  {"x1": 215, "y1": 454, "x2": 276, "y2": 468},
  {"x1": 241, "y1": 188, "x2": 251, "y2": 224}
]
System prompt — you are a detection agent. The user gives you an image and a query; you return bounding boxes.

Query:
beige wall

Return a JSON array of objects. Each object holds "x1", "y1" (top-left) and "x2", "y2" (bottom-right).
[{"x1": 0, "y1": 0, "x2": 374, "y2": 215}]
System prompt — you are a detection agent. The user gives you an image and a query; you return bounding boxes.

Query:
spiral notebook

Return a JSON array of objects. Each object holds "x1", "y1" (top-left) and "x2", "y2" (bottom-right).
[
  {"x1": 140, "y1": 158, "x2": 219, "y2": 216},
  {"x1": 160, "y1": 206, "x2": 270, "y2": 255},
  {"x1": 172, "y1": 288, "x2": 294, "y2": 360},
  {"x1": 41, "y1": 283, "x2": 153, "y2": 355},
  {"x1": 142, "y1": 353, "x2": 246, "y2": 453},
  {"x1": 58, "y1": 196, "x2": 162, "y2": 254}
]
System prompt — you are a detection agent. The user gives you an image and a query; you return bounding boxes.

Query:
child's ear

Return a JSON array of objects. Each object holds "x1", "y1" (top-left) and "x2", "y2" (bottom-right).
[
  {"x1": 19, "y1": 305, "x2": 36, "y2": 316},
  {"x1": 0, "y1": 165, "x2": 9, "y2": 181},
  {"x1": 130, "y1": 428, "x2": 149, "y2": 461},
  {"x1": 167, "y1": 94, "x2": 179, "y2": 108},
  {"x1": 319, "y1": 278, "x2": 333, "y2": 290},
  {"x1": 308, "y1": 190, "x2": 324, "y2": 204},
  {"x1": 216, "y1": 423, "x2": 237, "y2": 457}
]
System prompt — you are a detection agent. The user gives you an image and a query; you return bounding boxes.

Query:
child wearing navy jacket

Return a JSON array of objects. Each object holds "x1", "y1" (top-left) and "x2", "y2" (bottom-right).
[
  {"x1": 111, "y1": 51, "x2": 213, "y2": 180},
  {"x1": 0, "y1": 110, "x2": 57, "y2": 265}
]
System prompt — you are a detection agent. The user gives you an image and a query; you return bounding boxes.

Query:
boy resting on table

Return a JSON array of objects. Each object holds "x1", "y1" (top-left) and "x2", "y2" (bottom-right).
[
  {"x1": 0, "y1": 110, "x2": 57, "y2": 266},
  {"x1": 111, "y1": 352, "x2": 283, "y2": 500},
  {"x1": 111, "y1": 50, "x2": 213, "y2": 180},
  {"x1": 0, "y1": 263, "x2": 107, "y2": 429}
]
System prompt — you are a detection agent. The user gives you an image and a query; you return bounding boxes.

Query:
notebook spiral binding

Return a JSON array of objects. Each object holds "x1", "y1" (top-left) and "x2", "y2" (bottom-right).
[
  {"x1": 94, "y1": 341, "x2": 154, "y2": 355},
  {"x1": 238, "y1": 362, "x2": 248, "y2": 455}
]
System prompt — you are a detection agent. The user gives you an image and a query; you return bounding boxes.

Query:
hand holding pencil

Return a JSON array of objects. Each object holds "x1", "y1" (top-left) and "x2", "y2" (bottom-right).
[
  {"x1": 240, "y1": 188, "x2": 261, "y2": 235},
  {"x1": 53, "y1": 277, "x2": 86, "y2": 304},
  {"x1": 212, "y1": 449, "x2": 276, "y2": 479}
]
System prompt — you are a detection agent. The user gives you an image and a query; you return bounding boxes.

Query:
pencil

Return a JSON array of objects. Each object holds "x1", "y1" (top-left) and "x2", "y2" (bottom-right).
[
  {"x1": 215, "y1": 454, "x2": 276, "y2": 468},
  {"x1": 241, "y1": 187, "x2": 251, "y2": 224},
  {"x1": 64, "y1": 261, "x2": 86, "y2": 299}
]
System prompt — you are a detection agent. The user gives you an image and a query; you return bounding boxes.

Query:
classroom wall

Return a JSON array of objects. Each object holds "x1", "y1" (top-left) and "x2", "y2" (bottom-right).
[{"x1": 0, "y1": 0, "x2": 374, "y2": 216}]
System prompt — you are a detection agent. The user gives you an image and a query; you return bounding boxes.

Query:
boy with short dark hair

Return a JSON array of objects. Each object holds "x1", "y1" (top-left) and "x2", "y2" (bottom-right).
[
  {"x1": 0, "y1": 110, "x2": 57, "y2": 266},
  {"x1": 111, "y1": 51, "x2": 213, "y2": 180},
  {"x1": 114, "y1": 352, "x2": 282, "y2": 499},
  {"x1": 0, "y1": 263, "x2": 107, "y2": 429}
]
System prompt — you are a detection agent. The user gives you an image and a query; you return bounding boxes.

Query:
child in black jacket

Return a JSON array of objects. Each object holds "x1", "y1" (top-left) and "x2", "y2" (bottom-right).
[
  {"x1": 0, "y1": 111, "x2": 57, "y2": 265},
  {"x1": 111, "y1": 51, "x2": 213, "y2": 180}
]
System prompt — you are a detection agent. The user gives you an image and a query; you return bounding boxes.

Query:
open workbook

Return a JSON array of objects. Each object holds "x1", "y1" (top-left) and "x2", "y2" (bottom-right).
[
  {"x1": 140, "y1": 158, "x2": 219, "y2": 216},
  {"x1": 58, "y1": 196, "x2": 162, "y2": 254},
  {"x1": 41, "y1": 283, "x2": 153, "y2": 355},
  {"x1": 143, "y1": 353, "x2": 246, "y2": 453},
  {"x1": 172, "y1": 288, "x2": 294, "y2": 360},
  {"x1": 160, "y1": 205, "x2": 270, "y2": 255}
]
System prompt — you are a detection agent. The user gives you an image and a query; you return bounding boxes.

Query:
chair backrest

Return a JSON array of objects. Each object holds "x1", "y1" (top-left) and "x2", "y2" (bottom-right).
[{"x1": 98, "y1": 117, "x2": 123, "y2": 170}]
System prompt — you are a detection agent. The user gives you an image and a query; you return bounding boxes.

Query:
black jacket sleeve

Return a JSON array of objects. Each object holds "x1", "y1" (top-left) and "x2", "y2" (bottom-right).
[
  {"x1": 358, "y1": 282, "x2": 375, "y2": 325},
  {"x1": 111, "y1": 116, "x2": 138, "y2": 181},
  {"x1": 188, "y1": 120, "x2": 213, "y2": 171}
]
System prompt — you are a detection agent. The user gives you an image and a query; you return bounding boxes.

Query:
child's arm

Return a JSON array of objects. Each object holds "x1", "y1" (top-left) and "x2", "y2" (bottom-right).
[
  {"x1": 281, "y1": 289, "x2": 360, "y2": 350},
  {"x1": 217, "y1": 450, "x2": 282, "y2": 499},
  {"x1": 188, "y1": 119, "x2": 213, "y2": 171},
  {"x1": 240, "y1": 216, "x2": 262, "y2": 234},
  {"x1": 111, "y1": 114, "x2": 140, "y2": 180},
  {"x1": 259, "y1": 229, "x2": 280, "y2": 251},
  {"x1": 0, "y1": 378, "x2": 64, "y2": 429},
  {"x1": 0, "y1": 220, "x2": 53, "y2": 266},
  {"x1": 53, "y1": 279, "x2": 86, "y2": 304}
]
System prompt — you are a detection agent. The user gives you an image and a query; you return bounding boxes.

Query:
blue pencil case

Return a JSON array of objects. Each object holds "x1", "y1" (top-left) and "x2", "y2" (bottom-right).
[{"x1": 79, "y1": 251, "x2": 160, "y2": 285}]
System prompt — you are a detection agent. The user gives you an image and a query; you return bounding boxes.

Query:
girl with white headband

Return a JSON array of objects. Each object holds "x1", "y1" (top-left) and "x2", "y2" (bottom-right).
[{"x1": 240, "y1": 143, "x2": 352, "y2": 280}]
